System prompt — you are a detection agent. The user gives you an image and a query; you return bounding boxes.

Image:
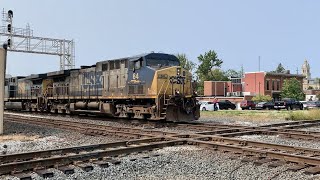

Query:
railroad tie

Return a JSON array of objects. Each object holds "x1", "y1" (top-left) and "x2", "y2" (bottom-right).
[
  {"x1": 77, "y1": 163, "x2": 94, "y2": 172},
  {"x1": 35, "y1": 169, "x2": 54, "y2": 179},
  {"x1": 304, "y1": 166, "x2": 320, "y2": 175},
  {"x1": 13, "y1": 173, "x2": 32, "y2": 180},
  {"x1": 106, "y1": 159, "x2": 121, "y2": 165},
  {"x1": 253, "y1": 158, "x2": 273, "y2": 166},
  {"x1": 287, "y1": 164, "x2": 308, "y2": 172},
  {"x1": 268, "y1": 161, "x2": 286, "y2": 168},
  {"x1": 93, "y1": 160, "x2": 110, "y2": 168},
  {"x1": 58, "y1": 165, "x2": 75, "y2": 175}
]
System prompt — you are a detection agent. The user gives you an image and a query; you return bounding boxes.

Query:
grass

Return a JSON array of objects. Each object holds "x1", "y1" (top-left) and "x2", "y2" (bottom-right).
[
  {"x1": 286, "y1": 109, "x2": 320, "y2": 120},
  {"x1": 200, "y1": 109, "x2": 320, "y2": 121}
]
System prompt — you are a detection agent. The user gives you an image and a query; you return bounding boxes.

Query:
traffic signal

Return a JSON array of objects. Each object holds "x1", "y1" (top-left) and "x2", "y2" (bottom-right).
[
  {"x1": 7, "y1": 39, "x2": 11, "y2": 47},
  {"x1": 8, "y1": 10, "x2": 13, "y2": 19},
  {"x1": 7, "y1": 24, "x2": 11, "y2": 33}
]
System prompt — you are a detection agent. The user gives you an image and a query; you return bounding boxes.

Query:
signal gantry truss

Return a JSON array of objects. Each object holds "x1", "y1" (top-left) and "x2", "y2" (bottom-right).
[{"x1": 0, "y1": 9, "x2": 75, "y2": 70}]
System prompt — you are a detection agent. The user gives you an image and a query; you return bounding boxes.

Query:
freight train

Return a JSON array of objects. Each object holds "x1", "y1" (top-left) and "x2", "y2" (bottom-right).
[{"x1": 4, "y1": 53, "x2": 200, "y2": 121}]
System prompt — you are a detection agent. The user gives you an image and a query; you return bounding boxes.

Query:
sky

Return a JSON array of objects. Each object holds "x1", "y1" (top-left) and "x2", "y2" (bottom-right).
[{"x1": 1, "y1": 0, "x2": 320, "y2": 77}]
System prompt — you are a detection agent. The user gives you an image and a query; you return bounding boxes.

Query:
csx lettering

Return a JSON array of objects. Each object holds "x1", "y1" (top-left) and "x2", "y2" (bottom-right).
[{"x1": 82, "y1": 71, "x2": 103, "y2": 89}]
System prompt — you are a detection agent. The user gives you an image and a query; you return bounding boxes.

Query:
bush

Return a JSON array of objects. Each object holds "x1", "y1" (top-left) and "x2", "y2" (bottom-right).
[{"x1": 252, "y1": 95, "x2": 273, "y2": 102}]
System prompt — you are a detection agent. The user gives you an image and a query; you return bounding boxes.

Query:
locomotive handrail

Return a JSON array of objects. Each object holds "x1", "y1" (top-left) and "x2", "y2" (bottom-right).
[{"x1": 157, "y1": 80, "x2": 167, "y2": 97}]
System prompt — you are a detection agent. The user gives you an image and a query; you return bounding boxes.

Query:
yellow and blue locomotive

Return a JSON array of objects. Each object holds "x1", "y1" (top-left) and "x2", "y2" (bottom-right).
[{"x1": 5, "y1": 53, "x2": 200, "y2": 121}]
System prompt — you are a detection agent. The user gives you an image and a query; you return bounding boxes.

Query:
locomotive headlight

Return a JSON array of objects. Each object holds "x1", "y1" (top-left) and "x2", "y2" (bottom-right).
[{"x1": 177, "y1": 68, "x2": 181, "y2": 76}]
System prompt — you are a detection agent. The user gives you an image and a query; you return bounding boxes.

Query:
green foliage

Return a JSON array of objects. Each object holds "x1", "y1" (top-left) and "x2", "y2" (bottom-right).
[
  {"x1": 252, "y1": 95, "x2": 273, "y2": 102},
  {"x1": 195, "y1": 50, "x2": 224, "y2": 95},
  {"x1": 281, "y1": 78, "x2": 305, "y2": 100},
  {"x1": 197, "y1": 50, "x2": 223, "y2": 81},
  {"x1": 224, "y1": 69, "x2": 242, "y2": 78},
  {"x1": 273, "y1": 63, "x2": 286, "y2": 73},
  {"x1": 176, "y1": 53, "x2": 196, "y2": 72},
  {"x1": 211, "y1": 69, "x2": 229, "y2": 81},
  {"x1": 197, "y1": 84, "x2": 204, "y2": 95}
]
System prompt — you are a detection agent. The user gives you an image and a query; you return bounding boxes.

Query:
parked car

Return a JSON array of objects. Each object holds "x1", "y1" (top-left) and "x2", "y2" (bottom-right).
[
  {"x1": 255, "y1": 102, "x2": 274, "y2": 110},
  {"x1": 218, "y1": 100, "x2": 236, "y2": 110},
  {"x1": 300, "y1": 101, "x2": 308, "y2": 110},
  {"x1": 200, "y1": 101, "x2": 215, "y2": 111},
  {"x1": 274, "y1": 98, "x2": 303, "y2": 110},
  {"x1": 240, "y1": 100, "x2": 256, "y2": 110},
  {"x1": 305, "y1": 101, "x2": 320, "y2": 110}
]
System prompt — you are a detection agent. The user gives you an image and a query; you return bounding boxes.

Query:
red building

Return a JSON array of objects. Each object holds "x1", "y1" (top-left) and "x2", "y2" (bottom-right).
[
  {"x1": 203, "y1": 71, "x2": 304, "y2": 100},
  {"x1": 243, "y1": 71, "x2": 304, "y2": 100},
  {"x1": 204, "y1": 79, "x2": 242, "y2": 97}
]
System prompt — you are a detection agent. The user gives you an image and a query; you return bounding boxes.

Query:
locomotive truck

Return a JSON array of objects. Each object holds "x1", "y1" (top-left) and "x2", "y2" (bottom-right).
[{"x1": 4, "y1": 53, "x2": 200, "y2": 121}]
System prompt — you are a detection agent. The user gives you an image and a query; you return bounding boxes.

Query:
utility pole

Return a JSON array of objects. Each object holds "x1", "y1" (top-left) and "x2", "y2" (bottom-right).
[
  {"x1": 258, "y1": 56, "x2": 261, "y2": 72},
  {"x1": 0, "y1": 44, "x2": 7, "y2": 135}
]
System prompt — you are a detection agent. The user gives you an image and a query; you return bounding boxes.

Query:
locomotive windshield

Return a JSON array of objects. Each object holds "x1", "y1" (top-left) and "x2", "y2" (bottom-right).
[{"x1": 146, "y1": 59, "x2": 180, "y2": 68}]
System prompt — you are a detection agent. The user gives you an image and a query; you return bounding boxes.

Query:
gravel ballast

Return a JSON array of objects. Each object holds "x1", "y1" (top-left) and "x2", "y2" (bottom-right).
[
  {"x1": 2, "y1": 112, "x2": 320, "y2": 179},
  {"x1": 237, "y1": 134, "x2": 320, "y2": 150},
  {"x1": 1, "y1": 145, "x2": 318, "y2": 180},
  {"x1": 1, "y1": 120, "x2": 123, "y2": 155}
]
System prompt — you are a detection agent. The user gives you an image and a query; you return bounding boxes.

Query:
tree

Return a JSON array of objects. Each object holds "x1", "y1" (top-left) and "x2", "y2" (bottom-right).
[
  {"x1": 176, "y1": 53, "x2": 196, "y2": 72},
  {"x1": 224, "y1": 69, "x2": 242, "y2": 78},
  {"x1": 196, "y1": 50, "x2": 223, "y2": 94},
  {"x1": 281, "y1": 78, "x2": 305, "y2": 100},
  {"x1": 252, "y1": 95, "x2": 273, "y2": 102},
  {"x1": 273, "y1": 63, "x2": 286, "y2": 73},
  {"x1": 197, "y1": 50, "x2": 223, "y2": 81},
  {"x1": 211, "y1": 69, "x2": 229, "y2": 81}
]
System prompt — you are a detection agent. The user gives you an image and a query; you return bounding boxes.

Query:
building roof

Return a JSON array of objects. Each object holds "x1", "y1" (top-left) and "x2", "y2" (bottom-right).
[
  {"x1": 265, "y1": 72, "x2": 305, "y2": 78},
  {"x1": 244, "y1": 71, "x2": 305, "y2": 78}
]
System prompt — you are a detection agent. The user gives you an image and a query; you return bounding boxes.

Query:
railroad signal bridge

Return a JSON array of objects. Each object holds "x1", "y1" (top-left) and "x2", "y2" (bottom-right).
[{"x1": 0, "y1": 9, "x2": 75, "y2": 70}]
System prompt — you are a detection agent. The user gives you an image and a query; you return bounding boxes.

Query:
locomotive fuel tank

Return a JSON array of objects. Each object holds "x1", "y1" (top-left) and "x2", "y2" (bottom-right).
[{"x1": 5, "y1": 102, "x2": 23, "y2": 110}]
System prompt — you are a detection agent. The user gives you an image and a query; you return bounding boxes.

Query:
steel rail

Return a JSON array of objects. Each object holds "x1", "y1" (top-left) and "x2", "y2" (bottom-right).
[
  {"x1": 0, "y1": 137, "x2": 166, "y2": 164},
  {"x1": 5, "y1": 116, "x2": 179, "y2": 138},
  {"x1": 191, "y1": 139, "x2": 320, "y2": 166},
  {"x1": 0, "y1": 139, "x2": 184, "y2": 175}
]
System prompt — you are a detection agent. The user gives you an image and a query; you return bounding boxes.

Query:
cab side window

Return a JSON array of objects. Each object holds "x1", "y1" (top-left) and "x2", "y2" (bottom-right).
[{"x1": 132, "y1": 58, "x2": 143, "y2": 71}]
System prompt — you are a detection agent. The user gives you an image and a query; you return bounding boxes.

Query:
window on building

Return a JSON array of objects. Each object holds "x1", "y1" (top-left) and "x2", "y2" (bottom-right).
[
  {"x1": 272, "y1": 80, "x2": 275, "y2": 90},
  {"x1": 277, "y1": 81, "x2": 280, "y2": 91},
  {"x1": 266, "y1": 80, "x2": 270, "y2": 90}
]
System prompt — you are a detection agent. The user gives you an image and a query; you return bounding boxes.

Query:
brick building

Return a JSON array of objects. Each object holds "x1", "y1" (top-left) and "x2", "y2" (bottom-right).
[
  {"x1": 203, "y1": 71, "x2": 304, "y2": 101},
  {"x1": 204, "y1": 81, "x2": 242, "y2": 96},
  {"x1": 243, "y1": 71, "x2": 304, "y2": 100}
]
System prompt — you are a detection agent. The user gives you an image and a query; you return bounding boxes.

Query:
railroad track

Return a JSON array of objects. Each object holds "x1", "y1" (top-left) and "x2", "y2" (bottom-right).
[
  {"x1": 191, "y1": 136, "x2": 320, "y2": 172},
  {"x1": 0, "y1": 137, "x2": 183, "y2": 176},
  {"x1": 4, "y1": 111, "x2": 249, "y2": 131},
  {"x1": 4, "y1": 113, "x2": 320, "y2": 177},
  {"x1": 4, "y1": 114, "x2": 179, "y2": 138},
  {"x1": 6, "y1": 113, "x2": 320, "y2": 141}
]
